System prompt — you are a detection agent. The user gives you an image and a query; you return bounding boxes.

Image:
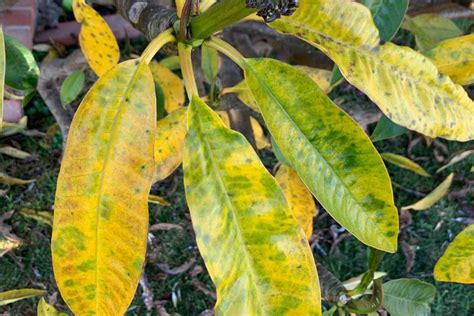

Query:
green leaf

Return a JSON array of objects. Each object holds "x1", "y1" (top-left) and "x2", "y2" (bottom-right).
[
  {"x1": 370, "y1": 115, "x2": 407, "y2": 142},
  {"x1": 4, "y1": 34, "x2": 39, "y2": 91},
  {"x1": 434, "y1": 224, "x2": 474, "y2": 284},
  {"x1": 159, "y1": 56, "x2": 181, "y2": 71},
  {"x1": 183, "y1": 96, "x2": 321, "y2": 315},
  {"x1": 271, "y1": 0, "x2": 474, "y2": 142},
  {"x1": 381, "y1": 153, "x2": 430, "y2": 177},
  {"x1": 383, "y1": 279, "x2": 436, "y2": 316},
  {"x1": 0, "y1": 289, "x2": 46, "y2": 306},
  {"x1": 362, "y1": 0, "x2": 409, "y2": 42},
  {"x1": 403, "y1": 14, "x2": 463, "y2": 51},
  {"x1": 271, "y1": 137, "x2": 291, "y2": 167},
  {"x1": 60, "y1": 70, "x2": 85, "y2": 107},
  {"x1": 245, "y1": 58, "x2": 398, "y2": 253},
  {"x1": 0, "y1": 26, "x2": 4, "y2": 131},
  {"x1": 201, "y1": 45, "x2": 219, "y2": 84}
]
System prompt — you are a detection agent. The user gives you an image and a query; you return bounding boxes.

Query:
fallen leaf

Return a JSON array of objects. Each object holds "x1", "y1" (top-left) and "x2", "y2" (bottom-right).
[
  {"x1": 0, "y1": 289, "x2": 46, "y2": 306},
  {"x1": 157, "y1": 258, "x2": 196, "y2": 275},
  {"x1": 19, "y1": 208, "x2": 53, "y2": 226},
  {"x1": 401, "y1": 173, "x2": 454, "y2": 211},
  {"x1": 381, "y1": 153, "x2": 430, "y2": 177},
  {"x1": 149, "y1": 223, "x2": 183, "y2": 231},
  {"x1": 0, "y1": 172, "x2": 35, "y2": 185},
  {"x1": 148, "y1": 194, "x2": 170, "y2": 206},
  {"x1": 436, "y1": 149, "x2": 474, "y2": 173},
  {"x1": 0, "y1": 146, "x2": 31, "y2": 159}
]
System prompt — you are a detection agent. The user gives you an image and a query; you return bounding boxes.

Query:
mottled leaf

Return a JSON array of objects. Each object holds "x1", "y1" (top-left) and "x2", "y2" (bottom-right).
[
  {"x1": 434, "y1": 224, "x2": 474, "y2": 284},
  {"x1": 436, "y1": 149, "x2": 474, "y2": 173},
  {"x1": 424, "y1": 34, "x2": 474, "y2": 86},
  {"x1": 294, "y1": 66, "x2": 333, "y2": 93},
  {"x1": 403, "y1": 14, "x2": 463, "y2": 51},
  {"x1": 37, "y1": 297, "x2": 66, "y2": 316},
  {"x1": 245, "y1": 58, "x2": 398, "y2": 252},
  {"x1": 150, "y1": 61, "x2": 185, "y2": 113},
  {"x1": 362, "y1": 0, "x2": 409, "y2": 41},
  {"x1": 275, "y1": 164, "x2": 317, "y2": 239},
  {"x1": 0, "y1": 289, "x2": 46, "y2": 306},
  {"x1": 271, "y1": 0, "x2": 474, "y2": 141},
  {"x1": 0, "y1": 172, "x2": 35, "y2": 185},
  {"x1": 72, "y1": 0, "x2": 119, "y2": 76},
  {"x1": 52, "y1": 59, "x2": 155, "y2": 314},
  {"x1": 383, "y1": 279, "x2": 436, "y2": 316},
  {"x1": 222, "y1": 80, "x2": 260, "y2": 112},
  {"x1": 183, "y1": 96, "x2": 321, "y2": 315},
  {"x1": 401, "y1": 173, "x2": 454, "y2": 211},
  {"x1": 4, "y1": 34, "x2": 39, "y2": 91},
  {"x1": 0, "y1": 146, "x2": 31, "y2": 159},
  {"x1": 381, "y1": 153, "x2": 430, "y2": 177},
  {"x1": 153, "y1": 107, "x2": 187, "y2": 182},
  {"x1": 370, "y1": 115, "x2": 407, "y2": 142},
  {"x1": 60, "y1": 69, "x2": 85, "y2": 106}
]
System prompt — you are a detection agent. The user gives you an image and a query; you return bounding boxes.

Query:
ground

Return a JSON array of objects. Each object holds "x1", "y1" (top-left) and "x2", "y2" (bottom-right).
[{"x1": 1, "y1": 34, "x2": 474, "y2": 316}]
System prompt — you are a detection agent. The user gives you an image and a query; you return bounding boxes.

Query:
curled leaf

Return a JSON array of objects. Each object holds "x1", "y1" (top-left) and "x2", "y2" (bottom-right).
[
  {"x1": 436, "y1": 149, "x2": 474, "y2": 173},
  {"x1": 381, "y1": 153, "x2": 430, "y2": 177},
  {"x1": 401, "y1": 173, "x2": 454, "y2": 211}
]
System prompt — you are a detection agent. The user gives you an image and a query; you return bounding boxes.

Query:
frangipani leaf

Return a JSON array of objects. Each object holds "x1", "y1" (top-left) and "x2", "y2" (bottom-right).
[
  {"x1": 436, "y1": 149, "x2": 474, "y2": 173},
  {"x1": 150, "y1": 61, "x2": 185, "y2": 114},
  {"x1": 201, "y1": 45, "x2": 220, "y2": 85},
  {"x1": 52, "y1": 59, "x2": 155, "y2": 314},
  {"x1": 153, "y1": 107, "x2": 187, "y2": 182},
  {"x1": 401, "y1": 173, "x2": 454, "y2": 211},
  {"x1": 72, "y1": 0, "x2": 119, "y2": 76},
  {"x1": 271, "y1": 0, "x2": 474, "y2": 142},
  {"x1": 424, "y1": 34, "x2": 474, "y2": 86},
  {"x1": 383, "y1": 279, "x2": 436, "y2": 316},
  {"x1": 276, "y1": 164, "x2": 317, "y2": 239},
  {"x1": 293, "y1": 66, "x2": 333, "y2": 93},
  {"x1": 0, "y1": 289, "x2": 46, "y2": 306},
  {"x1": 434, "y1": 224, "x2": 474, "y2": 284},
  {"x1": 245, "y1": 58, "x2": 398, "y2": 252},
  {"x1": 381, "y1": 153, "x2": 430, "y2": 177},
  {"x1": 183, "y1": 96, "x2": 321, "y2": 315},
  {"x1": 362, "y1": 0, "x2": 408, "y2": 42},
  {"x1": 222, "y1": 80, "x2": 260, "y2": 112},
  {"x1": 37, "y1": 298, "x2": 66, "y2": 316}
]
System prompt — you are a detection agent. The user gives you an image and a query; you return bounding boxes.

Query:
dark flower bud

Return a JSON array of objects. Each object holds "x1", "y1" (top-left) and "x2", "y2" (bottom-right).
[{"x1": 246, "y1": 0, "x2": 299, "y2": 22}]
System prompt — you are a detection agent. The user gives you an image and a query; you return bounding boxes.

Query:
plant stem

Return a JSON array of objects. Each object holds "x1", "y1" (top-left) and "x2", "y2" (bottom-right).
[
  {"x1": 204, "y1": 36, "x2": 246, "y2": 69},
  {"x1": 190, "y1": 0, "x2": 257, "y2": 39},
  {"x1": 178, "y1": 43, "x2": 199, "y2": 99},
  {"x1": 347, "y1": 248, "x2": 384, "y2": 297},
  {"x1": 141, "y1": 29, "x2": 176, "y2": 64}
]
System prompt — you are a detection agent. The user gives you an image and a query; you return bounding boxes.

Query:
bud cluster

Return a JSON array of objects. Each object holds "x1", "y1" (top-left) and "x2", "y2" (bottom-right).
[{"x1": 246, "y1": 0, "x2": 299, "y2": 22}]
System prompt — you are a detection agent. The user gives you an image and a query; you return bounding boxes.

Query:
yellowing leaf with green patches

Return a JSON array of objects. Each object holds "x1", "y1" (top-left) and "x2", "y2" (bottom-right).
[
  {"x1": 216, "y1": 111, "x2": 269, "y2": 150},
  {"x1": 424, "y1": 34, "x2": 474, "y2": 86},
  {"x1": 0, "y1": 289, "x2": 46, "y2": 306},
  {"x1": 271, "y1": 0, "x2": 474, "y2": 142},
  {"x1": 72, "y1": 0, "x2": 119, "y2": 76},
  {"x1": 434, "y1": 224, "x2": 474, "y2": 284},
  {"x1": 150, "y1": 61, "x2": 185, "y2": 114},
  {"x1": 222, "y1": 81, "x2": 260, "y2": 112},
  {"x1": 294, "y1": 66, "x2": 333, "y2": 93},
  {"x1": 183, "y1": 96, "x2": 321, "y2": 315},
  {"x1": 245, "y1": 58, "x2": 398, "y2": 253},
  {"x1": 37, "y1": 298, "x2": 66, "y2": 316},
  {"x1": 275, "y1": 164, "x2": 317, "y2": 239},
  {"x1": 0, "y1": 172, "x2": 35, "y2": 185},
  {"x1": 153, "y1": 107, "x2": 187, "y2": 182},
  {"x1": 401, "y1": 173, "x2": 454, "y2": 211},
  {"x1": 52, "y1": 59, "x2": 155, "y2": 315},
  {"x1": 380, "y1": 153, "x2": 430, "y2": 177}
]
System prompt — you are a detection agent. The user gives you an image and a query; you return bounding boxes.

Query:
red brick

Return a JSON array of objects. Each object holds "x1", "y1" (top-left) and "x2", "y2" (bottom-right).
[
  {"x1": 3, "y1": 25, "x2": 33, "y2": 47},
  {"x1": 0, "y1": 8, "x2": 34, "y2": 27}
]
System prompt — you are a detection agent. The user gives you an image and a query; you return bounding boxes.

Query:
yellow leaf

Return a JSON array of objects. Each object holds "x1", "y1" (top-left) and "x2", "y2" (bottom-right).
[
  {"x1": 271, "y1": 0, "x2": 474, "y2": 141},
  {"x1": 424, "y1": 34, "x2": 474, "y2": 86},
  {"x1": 0, "y1": 146, "x2": 31, "y2": 159},
  {"x1": 275, "y1": 164, "x2": 317, "y2": 239},
  {"x1": 148, "y1": 194, "x2": 170, "y2": 206},
  {"x1": 175, "y1": 0, "x2": 185, "y2": 17},
  {"x1": 72, "y1": 0, "x2": 119, "y2": 76},
  {"x1": 294, "y1": 65, "x2": 333, "y2": 93},
  {"x1": 0, "y1": 236, "x2": 21, "y2": 257},
  {"x1": 37, "y1": 297, "x2": 66, "y2": 316},
  {"x1": 150, "y1": 61, "x2": 185, "y2": 113},
  {"x1": 381, "y1": 153, "x2": 430, "y2": 177},
  {"x1": 52, "y1": 59, "x2": 155, "y2": 315},
  {"x1": 153, "y1": 107, "x2": 188, "y2": 182},
  {"x1": 0, "y1": 289, "x2": 46, "y2": 306},
  {"x1": 434, "y1": 224, "x2": 474, "y2": 284},
  {"x1": 19, "y1": 208, "x2": 53, "y2": 226},
  {"x1": 436, "y1": 149, "x2": 474, "y2": 173},
  {"x1": 0, "y1": 25, "x2": 5, "y2": 131},
  {"x1": 401, "y1": 173, "x2": 454, "y2": 211},
  {"x1": 216, "y1": 111, "x2": 269, "y2": 149},
  {"x1": 343, "y1": 272, "x2": 387, "y2": 291},
  {"x1": 221, "y1": 81, "x2": 260, "y2": 112},
  {"x1": 0, "y1": 172, "x2": 35, "y2": 185},
  {"x1": 0, "y1": 116, "x2": 27, "y2": 137},
  {"x1": 183, "y1": 96, "x2": 321, "y2": 315}
]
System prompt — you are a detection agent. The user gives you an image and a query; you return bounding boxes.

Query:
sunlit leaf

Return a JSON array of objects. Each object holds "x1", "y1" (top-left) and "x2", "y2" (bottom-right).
[
  {"x1": 19, "y1": 208, "x2": 53, "y2": 226},
  {"x1": 72, "y1": 0, "x2": 119, "y2": 76},
  {"x1": 370, "y1": 115, "x2": 407, "y2": 142},
  {"x1": 4, "y1": 34, "x2": 39, "y2": 91},
  {"x1": 401, "y1": 173, "x2": 454, "y2": 211},
  {"x1": 0, "y1": 289, "x2": 46, "y2": 306},
  {"x1": 60, "y1": 69, "x2": 85, "y2": 106},
  {"x1": 424, "y1": 34, "x2": 474, "y2": 86},
  {"x1": 0, "y1": 146, "x2": 31, "y2": 159},
  {"x1": 0, "y1": 172, "x2": 35, "y2": 185},
  {"x1": 245, "y1": 58, "x2": 398, "y2": 252},
  {"x1": 37, "y1": 297, "x2": 66, "y2": 316},
  {"x1": 153, "y1": 107, "x2": 187, "y2": 182},
  {"x1": 381, "y1": 153, "x2": 430, "y2": 177},
  {"x1": 52, "y1": 59, "x2": 155, "y2": 315},
  {"x1": 150, "y1": 61, "x2": 185, "y2": 114},
  {"x1": 0, "y1": 26, "x2": 4, "y2": 131},
  {"x1": 383, "y1": 279, "x2": 436, "y2": 316},
  {"x1": 362, "y1": 0, "x2": 408, "y2": 42},
  {"x1": 271, "y1": 0, "x2": 474, "y2": 142},
  {"x1": 275, "y1": 164, "x2": 317, "y2": 239},
  {"x1": 436, "y1": 149, "x2": 474, "y2": 173},
  {"x1": 183, "y1": 96, "x2": 321, "y2": 315},
  {"x1": 403, "y1": 14, "x2": 463, "y2": 51},
  {"x1": 434, "y1": 224, "x2": 474, "y2": 284}
]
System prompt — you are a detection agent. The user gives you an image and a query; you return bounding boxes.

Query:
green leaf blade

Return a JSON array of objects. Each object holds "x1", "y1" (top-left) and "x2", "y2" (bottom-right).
[
  {"x1": 183, "y1": 96, "x2": 321, "y2": 315},
  {"x1": 383, "y1": 279, "x2": 436, "y2": 316},
  {"x1": 4, "y1": 34, "x2": 39, "y2": 91},
  {"x1": 362, "y1": 0, "x2": 408, "y2": 42},
  {"x1": 60, "y1": 70, "x2": 85, "y2": 106},
  {"x1": 245, "y1": 58, "x2": 398, "y2": 253}
]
